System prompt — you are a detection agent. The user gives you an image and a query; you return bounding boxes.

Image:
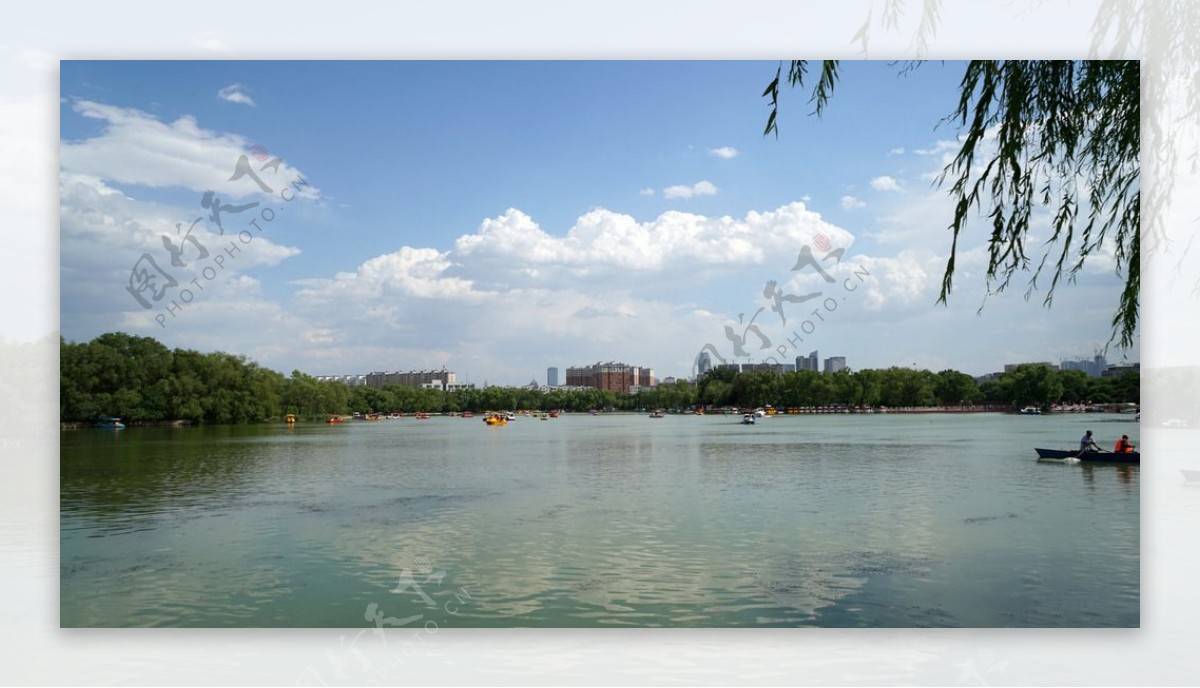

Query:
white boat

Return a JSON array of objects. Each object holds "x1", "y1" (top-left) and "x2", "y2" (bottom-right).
[
  {"x1": 1019, "y1": 407, "x2": 1042, "y2": 415},
  {"x1": 741, "y1": 414, "x2": 755, "y2": 425}
]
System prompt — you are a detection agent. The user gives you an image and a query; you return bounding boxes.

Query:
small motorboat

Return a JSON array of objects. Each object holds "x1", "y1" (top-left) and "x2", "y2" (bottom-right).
[
  {"x1": 326, "y1": 416, "x2": 345, "y2": 424},
  {"x1": 1034, "y1": 448, "x2": 1139, "y2": 463},
  {"x1": 741, "y1": 414, "x2": 755, "y2": 425},
  {"x1": 484, "y1": 414, "x2": 507, "y2": 426},
  {"x1": 1020, "y1": 407, "x2": 1043, "y2": 415},
  {"x1": 94, "y1": 417, "x2": 125, "y2": 429},
  {"x1": 649, "y1": 410, "x2": 664, "y2": 418},
  {"x1": 415, "y1": 413, "x2": 431, "y2": 420}
]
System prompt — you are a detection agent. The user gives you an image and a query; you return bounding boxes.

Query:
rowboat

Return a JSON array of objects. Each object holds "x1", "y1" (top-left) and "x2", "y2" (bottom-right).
[
  {"x1": 94, "y1": 417, "x2": 125, "y2": 429},
  {"x1": 1034, "y1": 448, "x2": 1139, "y2": 463}
]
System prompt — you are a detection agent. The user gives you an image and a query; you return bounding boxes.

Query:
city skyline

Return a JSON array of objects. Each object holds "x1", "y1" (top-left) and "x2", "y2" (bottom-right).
[
  {"x1": 60, "y1": 61, "x2": 1139, "y2": 385},
  {"x1": 299, "y1": 347, "x2": 1131, "y2": 391}
]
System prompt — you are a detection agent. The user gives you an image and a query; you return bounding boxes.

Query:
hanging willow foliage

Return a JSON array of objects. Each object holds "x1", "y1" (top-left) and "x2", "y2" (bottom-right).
[{"x1": 763, "y1": 59, "x2": 1139, "y2": 348}]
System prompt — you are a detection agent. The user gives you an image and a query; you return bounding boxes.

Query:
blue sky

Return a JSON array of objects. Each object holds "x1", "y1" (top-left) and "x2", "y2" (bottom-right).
[{"x1": 59, "y1": 60, "x2": 1139, "y2": 383}]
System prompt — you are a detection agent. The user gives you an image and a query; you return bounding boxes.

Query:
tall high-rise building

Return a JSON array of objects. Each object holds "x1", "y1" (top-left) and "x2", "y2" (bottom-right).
[
  {"x1": 823, "y1": 356, "x2": 846, "y2": 373},
  {"x1": 1061, "y1": 354, "x2": 1107, "y2": 378},
  {"x1": 796, "y1": 350, "x2": 819, "y2": 372},
  {"x1": 547, "y1": 366, "x2": 559, "y2": 387},
  {"x1": 696, "y1": 351, "x2": 713, "y2": 377}
]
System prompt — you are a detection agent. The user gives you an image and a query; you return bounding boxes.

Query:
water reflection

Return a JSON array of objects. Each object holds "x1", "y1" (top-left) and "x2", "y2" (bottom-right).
[{"x1": 61, "y1": 415, "x2": 1139, "y2": 627}]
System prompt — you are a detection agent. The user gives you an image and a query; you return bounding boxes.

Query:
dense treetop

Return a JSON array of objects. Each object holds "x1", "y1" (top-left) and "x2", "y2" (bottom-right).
[{"x1": 62, "y1": 333, "x2": 1137, "y2": 424}]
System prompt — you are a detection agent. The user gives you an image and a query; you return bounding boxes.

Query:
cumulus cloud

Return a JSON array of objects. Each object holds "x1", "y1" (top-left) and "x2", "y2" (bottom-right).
[
  {"x1": 451, "y1": 202, "x2": 852, "y2": 287},
  {"x1": 662, "y1": 180, "x2": 717, "y2": 199},
  {"x1": 294, "y1": 247, "x2": 485, "y2": 304},
  {"x1": 61, "y1": 99, "x2": 317, "y2": 199},
  {"x1": 708, "y1": 146, "x2": 738, "y2": 159},
  {"x1": 217, "y1": 83, "x2": 256, "y2": 107},
  {"x1": 841, "y1": 195, "x2": 866, "y2": 210},
  {"x1": 259, "y1": 200, "x2": 856, "y2": 376},
  {"x1": 870, "y1": 175, "x2": 901, "y2": 191},
  {"x1": 639, "y1": 187, "x2": 655, "y2": 196}
]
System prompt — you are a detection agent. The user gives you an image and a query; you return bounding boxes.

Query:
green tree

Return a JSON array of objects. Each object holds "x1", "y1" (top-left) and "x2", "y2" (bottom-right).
[
  {"x1": 1003, "y1": 364, "x2": 1064, "y2": 408},
  {"x1": 933, "y1": 369, "x2": 980, "y2": 405},
  {"x1": 1057, "y1": 369, "x2": 1091, "y2": 404},
  {"x1": 764, "y1": 60, "x2": 1139, "y2": 347}
]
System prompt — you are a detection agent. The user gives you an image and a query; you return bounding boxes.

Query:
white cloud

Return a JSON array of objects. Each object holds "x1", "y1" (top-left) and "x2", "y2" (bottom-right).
[
  {"x1": 914, "y1": 139, "x2": 960, "y2": 157},
  {"x1": 217, "y1": 83, "x2": 256, "y2": 107},
  {"x1": 662, "y1": 180, "x2": 717, "y2": 199},
  {"x1": 870, "y1": 175, "x2": 901, "y2": 191},
  {"x1": 293, "y1": 247, "x2": 485, "y2": 304},
  {"x1": 639, "y1": 187, "x2": 655, "y2": 196},
  {"x1": 841, "y1": 195, "x2": 866, "y2": 210},
  {"x1": 244, "y1": 201, "x2": 857, "y2": 377},
  {"x1": 192, "y1": 31, "x2": 234, "y2": 53},
  {"x1": 452, "y1": 202, "x2": 851, "y2": 285},
  {"x1": 708, "y1": 146, "x2": 738, "y2": 159},
  {"x1": 889, "y1": 147, "x2": 906, "y2": 155},
  {"x1": 61, "y1": 100, "x2": 316, "y2": 199}
]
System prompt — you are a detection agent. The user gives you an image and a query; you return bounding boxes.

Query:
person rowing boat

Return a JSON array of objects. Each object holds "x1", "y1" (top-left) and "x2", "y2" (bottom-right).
[{"x1": 1080, "y1": 430, "x2": 1102, "y2": 453}]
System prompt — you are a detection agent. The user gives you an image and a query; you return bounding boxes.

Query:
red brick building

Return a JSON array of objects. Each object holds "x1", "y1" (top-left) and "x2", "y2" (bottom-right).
[{"x1": 565, "y1": 361, "x2": 655, "y2": 394}]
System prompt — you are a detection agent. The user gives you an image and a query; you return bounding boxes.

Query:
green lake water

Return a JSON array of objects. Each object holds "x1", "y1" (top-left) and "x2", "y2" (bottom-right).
[{"x1": 60, "y1": 412, "x2": 1139, "y2": 627}]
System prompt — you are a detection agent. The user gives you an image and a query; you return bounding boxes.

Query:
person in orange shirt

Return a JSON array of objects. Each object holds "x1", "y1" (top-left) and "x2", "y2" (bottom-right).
[{"x1": 1114, "y1": 434, "x2": 1135, "y2": 453}]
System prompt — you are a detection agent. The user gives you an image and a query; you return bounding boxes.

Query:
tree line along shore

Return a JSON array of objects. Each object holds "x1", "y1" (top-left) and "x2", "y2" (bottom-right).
[{"x1": 60, "y1": 333, "x2": 1139, "y2": 425}]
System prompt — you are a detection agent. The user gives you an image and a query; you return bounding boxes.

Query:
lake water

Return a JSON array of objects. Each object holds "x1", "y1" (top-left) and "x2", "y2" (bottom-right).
[{"x1": 60, "y1": 412, "x2": 1139, "y2": 627}]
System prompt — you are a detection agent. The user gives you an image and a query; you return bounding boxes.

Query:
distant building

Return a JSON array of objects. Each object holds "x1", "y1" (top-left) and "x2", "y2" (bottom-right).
[
  {"x1": 796, "y1": 350, "x2": 819, "y2": 372},
  {"x1": 1061, "y1": 354, "x2": 1107, "y2": 378},
  {"x1": 1003, "y1": 362, "x2": 1058, "y2": 373},
  {"x1": 547, "y1": 366, "x2": 559, "y2": 387},
  {"x1": 696, "y1": 351, "x2": 713, "y2": 377},
  {"x1": 365, "y1": 369, "x2": 457, "y2": 389},
  {"x1": 742, "y1": 362, "x2": 795, "y2": 375},
  {"x1": 1102, "y1": 363, "x2": 1140, "y2": 378},
  {"x1": 823, "y1": 356, "x2": 847, "y2": 373},
  {"x1": 566, "y1": 361, "x2": 655, "y2": 394},
  {"x1": 314, "y1": 374, "x2": 367, "y2": 386}
]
